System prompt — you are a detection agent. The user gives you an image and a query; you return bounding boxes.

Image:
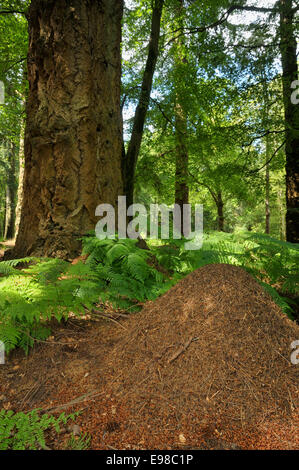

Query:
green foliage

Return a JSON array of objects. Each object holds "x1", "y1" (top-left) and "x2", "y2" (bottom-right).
[
  {"x1": 0, "y1": 232, "x2": 297, "y2": 356},
  {"x1": 0, "y1": 257, "x2": 101, "y2": 353},
  {"x1": 151, "y1": 231, "x2": 298, "y2": 319},
  {"x1": 239, "y1": 233, "x2": 299, "y2": 295},
  {"x1": 65, "y1": 432, "x2": 91, "y2": 450},
  {"x1": 82, "y1": 236, "x2": 172, "y2": 311},
  {"x1": 0, "y1": 408, "x2": 78, "y2": 450},
  {"x1": 0, "y1": 236, "x2": 173, "y2": 354}
]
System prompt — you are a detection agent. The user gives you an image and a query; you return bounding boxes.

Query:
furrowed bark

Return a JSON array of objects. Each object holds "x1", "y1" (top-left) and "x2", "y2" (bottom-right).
[{"x1": 13, "y1": 0, "x2": 124, "y2": 259}]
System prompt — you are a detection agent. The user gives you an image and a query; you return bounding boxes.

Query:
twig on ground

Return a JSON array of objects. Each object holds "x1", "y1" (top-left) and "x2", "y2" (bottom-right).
[
  {"x1": 167, "y1": 336, "x2": 196, "y2": 364},
  {"x1": 43, "y1": 390, "x2": 105, "y2": 413}
]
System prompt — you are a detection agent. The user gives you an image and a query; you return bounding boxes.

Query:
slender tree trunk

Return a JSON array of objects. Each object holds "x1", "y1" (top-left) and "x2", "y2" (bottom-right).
[
  {"x1": 174, "y1": 0, "x2": 189, "y2": 236},
  {"x1": 174, "y1": 101, "x2": 189, "y2": 235},
  {"x1": 265, "y1": 162, "x2": 270, "y2": 234},
  {"x1": 123, "y1": 0, "x2": 164, "y2": 208},
  {"x1": 189, "y1": 172, "x2": 223, "y2": 232},
  {"x1": 15, "y1": 66, "x2": 27, "y2": 239},
  {"x1": 0, "y1": 190, "x2": 4, "y2": 238},
  {"x1": 15, "y1": 117, "x2": 25, "y2": 239},
  {"x1": 174, "y1": 118, "x2": 189, "y2": 207},
  {"x1": 4, "y1": 185, "x2": 14, "y2": 240},
  {"x1": 278, "y1": 188, "x2": 286, "y2": 240},
  {"x1": 4, "y1": 142, "x2": 16, "y2": 240},
  {"x1": 216, "y1": 191, "x2": 224, "y2": 232},
  {"x1": 279, "y1": 0, "x2": 299, "y2": 243},
  {"x1": 265, "y1": 134, "x2": 271, "y2": 235},
  {"x1": 13, "y1": 0, "x2": 123, "y2": 259}
]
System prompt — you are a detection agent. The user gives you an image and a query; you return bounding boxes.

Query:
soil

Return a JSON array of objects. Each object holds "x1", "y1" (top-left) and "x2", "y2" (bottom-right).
[{"x1": 0, "y1": 263, "x2": 298, "y2": 450}]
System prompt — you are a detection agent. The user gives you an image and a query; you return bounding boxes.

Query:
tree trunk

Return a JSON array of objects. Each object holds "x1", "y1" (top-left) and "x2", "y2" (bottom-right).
[
  {"x1": 279, "y1": 0, "x2": 299, "y2": 243},
  {"x1": 278, "y1": 188, "x2": 286, "y2": 240},
  {"x1": 174, "y1": 0, "x2": 189, "y2": 236},
  {"x1": 4, "y1": 142, "x2": 16, "y2": 240},
  {"x1": 123, "y1": 0, "x2": 164, "y2": 208},
  {"x1": 174, "y1": 105, "x2": 189, "y2": 235},
  {"x1": 13, "y1": 0, "x2": 123, "y2": 259},
  {"x1": 265, "y1": 162, "x2": 270, "y2": 235},
  {"x1": 265, "y1": 134, "x2": 271, "y2": 235},
  {"x1": 15, "y1": 117, "x2": 25, "y2": 239},
  {"x1": 216, "y1": 192, "x2": 224, "y2": 232}
]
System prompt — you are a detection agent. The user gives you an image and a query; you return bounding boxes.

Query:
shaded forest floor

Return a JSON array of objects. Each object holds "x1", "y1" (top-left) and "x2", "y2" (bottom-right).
[
  {"x1": 1, "y1": 263, "x2": 298, "y2": 450},
  {"x1": 0, "y1": 239, "x2": 299, "y2": 450},
  {"x1": 0, "y1": 318, "x2": 298, "y2": 450}
]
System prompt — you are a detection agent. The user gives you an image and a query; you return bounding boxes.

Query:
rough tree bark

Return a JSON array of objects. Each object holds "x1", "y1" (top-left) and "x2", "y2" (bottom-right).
[
  {"x1": 13, "y1": 0, "x2": 124, "y2": 259},
  {"x1": 123, "y1": 0, "x2": 164, "y2": 208},
  {"x1": 279, "y1": 0, "x2": 299, "y2": 243}
]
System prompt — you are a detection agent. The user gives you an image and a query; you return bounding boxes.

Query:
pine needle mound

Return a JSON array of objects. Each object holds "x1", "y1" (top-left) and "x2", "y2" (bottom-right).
[{"x1": 105, "y1": 264, "x2": 299, "y2": 424}]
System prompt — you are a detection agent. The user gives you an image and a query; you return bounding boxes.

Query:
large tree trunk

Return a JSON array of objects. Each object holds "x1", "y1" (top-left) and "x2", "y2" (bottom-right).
[
  {"x1": 4, "y1": 142, "x2": 16, "y2": 240},
  {"x1": 279, "y1": 0, "x2": 299, "y2": 243},
  {"x1": 13, "y1": 0, "x2": 123, "y2": 259}
]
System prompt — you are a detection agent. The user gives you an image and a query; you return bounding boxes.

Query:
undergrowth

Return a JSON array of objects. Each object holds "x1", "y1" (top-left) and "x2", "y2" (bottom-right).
[
  {"x1": 81, "y1": 236, "x2": 174, "y2": 310},
  {"x1": 0, "y1": 238, "x2": 172, "y2": 353},
  {"x1": 0, "y1": 409, "x2": 79, "y2": 450},
  {"x1": 65, "y1": 432, "x2": 91, "y2": 450},
  {"x1": 151, "y1": 231, "x2": 299, "y2": 319},
  {"x1": 0, "y1": 231, "x2": 297, "y2": 449},
  {"x1": 0, "y1": 231, "x2": 297, "y2": 355},
  {"x1": 0, "y1": 257, "x2": 101, "y2": 353}
]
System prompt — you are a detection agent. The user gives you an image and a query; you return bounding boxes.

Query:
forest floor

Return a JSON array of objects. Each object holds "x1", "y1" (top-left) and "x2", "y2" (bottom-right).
[{"x1": 0, "y1": 264, "x2": 298, "y2": 450}]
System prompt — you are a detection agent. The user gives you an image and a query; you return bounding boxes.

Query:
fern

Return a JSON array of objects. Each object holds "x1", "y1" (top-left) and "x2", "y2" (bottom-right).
[
  {"x1": 0, "y1": 409, "x2": 79, "y2": 450},
  {"x1": 0, "y1": 258, "x2": 102, "y2": 353},
  {"x1": 1, "y1": 231, "x2": 296, "y2": 355},
  {"x1": 82, "y1": 236, "x2": 171, "y2": 311}
]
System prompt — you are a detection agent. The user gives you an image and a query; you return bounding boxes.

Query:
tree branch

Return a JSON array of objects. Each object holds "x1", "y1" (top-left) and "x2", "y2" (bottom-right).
[
  {"x1": 244, "y1": 129, "x2": 285, "y2": 147},
  {"x1": 2, "y1": 56, "x2": 26, "y2": 73},
  {"x1": 188, "y1": 170, "x2": 218, "y2": 203},
  {"x1": 228, "y1": 4, "x2": 274, "y2": 14},
  {"x1": 247, "y1": 140, "x2": 286, "y2": 174},
  {"x1": 149, "y1": 96, "x2": 185, "y2": 133},
  {"x1": 0, "y1": 9, "x2": 27, "y2": 16},
  {"x1": 166, "y1": 3, "x2": 275, "y2": 44}
]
